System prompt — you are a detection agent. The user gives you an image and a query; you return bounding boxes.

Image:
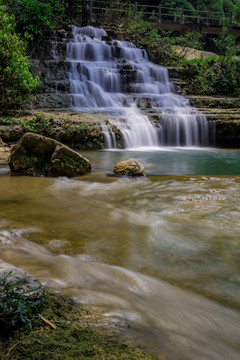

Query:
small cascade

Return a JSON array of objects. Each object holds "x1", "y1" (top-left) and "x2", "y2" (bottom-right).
[
  {"x1": 101, "y1": 124, "x2": 116, "y2": 149},
  {"x1": 66, "y1": 25, "x2": 211, "y2": 148},
  {"x1": 109, "y1": 106, "x2": 159, "y2": 148}
]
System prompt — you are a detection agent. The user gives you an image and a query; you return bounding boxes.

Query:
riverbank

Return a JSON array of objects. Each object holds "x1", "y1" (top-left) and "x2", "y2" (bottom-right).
[
  {"x1": 0, "y1": 261, "x2": 153, "y2": 360},
  {"x1": 0, "y1": 293, "x2": 154, "y2": 360},
  {"x1": 0, "y1": 110, "x2": 112, "y2": 151}
]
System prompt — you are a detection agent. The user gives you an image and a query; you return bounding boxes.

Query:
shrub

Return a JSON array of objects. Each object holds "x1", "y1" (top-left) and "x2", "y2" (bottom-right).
[
  {"x1": 183, "y1": 56, "x2": 240, "y2": 96},
  {"x1": 6, "y1": 0, "x2": 64, "y2": 35},
  {"x1": 21, "y1": 113, "x2": 53, "y2": 133},
  {"x1": 0, "y1": 2, "x2": 39, "y2": 114},
  {"x1": 0, "y1": 271, "x2": 46, "y2": 333},
  {"x1": 0, "y1": 117, "x2": 15, "y2": 125}
]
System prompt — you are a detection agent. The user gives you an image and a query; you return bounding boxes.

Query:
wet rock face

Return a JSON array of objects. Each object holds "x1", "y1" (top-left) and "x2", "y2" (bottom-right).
[
  {"x1": 113, "y1": 159, "x2": 145, "y2": 177},
  {"x1": 9, "y1": 133, "x2": 91, "y2": 177}
]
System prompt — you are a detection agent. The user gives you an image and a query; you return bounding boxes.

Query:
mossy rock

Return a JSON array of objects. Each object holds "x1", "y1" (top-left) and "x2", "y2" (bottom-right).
[
  {"x1": 48, "y1": 144, "x2": 91, "y2": 177},
  {"x1": 9, "y1": 133, "x2": 91, "y2": 177},
  {"x1": 114, "y1": 159, "x2": 145, "y2": 177}
]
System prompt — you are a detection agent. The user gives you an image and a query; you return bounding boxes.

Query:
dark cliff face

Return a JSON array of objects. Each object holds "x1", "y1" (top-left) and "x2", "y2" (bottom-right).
[{"x1": 29, "y1": 30, "x2": 72, "y2": 109}]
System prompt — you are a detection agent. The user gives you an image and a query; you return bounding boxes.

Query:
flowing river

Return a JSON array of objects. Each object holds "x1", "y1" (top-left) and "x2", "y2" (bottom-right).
[{"x1": 0, "y1": 147, "x2": 240, "y2": 359}]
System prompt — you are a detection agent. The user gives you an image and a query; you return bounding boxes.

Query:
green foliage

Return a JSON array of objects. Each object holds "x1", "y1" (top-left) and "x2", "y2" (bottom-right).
[
  {"x1": 5, "y1": 0, "x2": 64, "y2": 35},
  {"x1": 136, "y1": 0, "x2": 237, "y2": 14},
  {"x1": 0, "y1": 271, "x2": 46, "y2": 332},
  {"x1": 171, "y1": 32, "x2": 203, "y2": 51},
  {"x1": 64, "y1": 119, "x2": 90, "y2": 134},
  {"x1": 0, "y1": 2, "x2": 39, "y2": 113},
  {"x1": 234, "y1": 2, "x2": 240, "y2": 21},
  {"x1": 0, "y1": 117, "x2": 15, "y2": 125},
  {"x1": 212, "y1": 23, "x2": 240, "y2": 56},
  {"x1": 183, "y1": 56, "x2": 240, "y2": 95},
  {"x1": 21, "y1": 113, "x2": 53, "y2": 133}
]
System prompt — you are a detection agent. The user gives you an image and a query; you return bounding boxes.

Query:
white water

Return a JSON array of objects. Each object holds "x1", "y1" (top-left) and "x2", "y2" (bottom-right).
[
  {"x1": 101, "y1": 123, "x2": 116, "y2": 148},
  {"x1": 66, "y1": 25, "x2": 210, "y2": 148}
]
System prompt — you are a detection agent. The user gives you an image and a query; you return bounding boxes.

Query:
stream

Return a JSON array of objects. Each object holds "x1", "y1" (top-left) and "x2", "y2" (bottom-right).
[{"x1": 0, "y1": 147, "x2": 240, "y2": 359}]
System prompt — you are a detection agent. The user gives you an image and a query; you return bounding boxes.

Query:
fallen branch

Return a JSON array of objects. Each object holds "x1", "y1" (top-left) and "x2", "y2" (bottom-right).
[
  {"x1": 6, "y1": 341, "x2": 22, "y2": 358},
  {"x1": 39, "y1": 314, "x2": 56, "y2": 330}
]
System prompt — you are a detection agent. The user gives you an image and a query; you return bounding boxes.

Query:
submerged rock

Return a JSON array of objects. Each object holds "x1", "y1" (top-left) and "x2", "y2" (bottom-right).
[
  {"x1": 9, "y1": 132, "x2": 91, "y2": 177},
  {"x1": 113, "y1": 159, "x2": 145, "y2": 177}
]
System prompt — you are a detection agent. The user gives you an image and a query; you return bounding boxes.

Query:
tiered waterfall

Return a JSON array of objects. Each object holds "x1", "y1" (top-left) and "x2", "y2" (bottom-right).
[{"x1": 66, "y1": 26, "x2": 210, "y2": 148}]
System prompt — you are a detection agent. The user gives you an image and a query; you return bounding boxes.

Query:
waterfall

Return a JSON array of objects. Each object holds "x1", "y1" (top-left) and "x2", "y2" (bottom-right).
[
  {"x1": 66, "y1": 25, "x2": 210, "y2": 148},
  {"x1": 101, "y1": 124, "x2": 116, "y2": 149}
]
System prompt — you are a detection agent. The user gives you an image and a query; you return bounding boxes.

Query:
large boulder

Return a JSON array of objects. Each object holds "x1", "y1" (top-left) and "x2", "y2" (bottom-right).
[
  {"x1": 9, "y1": 132, "x2": 91, "y2": 177},
  {"x1": 113, "y1": 159, "x2": 145, "y2": 177}
]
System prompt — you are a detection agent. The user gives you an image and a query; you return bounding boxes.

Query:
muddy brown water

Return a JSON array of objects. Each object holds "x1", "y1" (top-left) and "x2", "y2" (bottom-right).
[{"x1": 0, "y1": 148, "x2": 240, "y2": 359}]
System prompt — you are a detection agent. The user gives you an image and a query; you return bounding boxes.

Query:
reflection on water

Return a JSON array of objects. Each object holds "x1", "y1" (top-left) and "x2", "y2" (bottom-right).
[{"x1": 0, "y1": 148, "x2": 240, "y2": 359}]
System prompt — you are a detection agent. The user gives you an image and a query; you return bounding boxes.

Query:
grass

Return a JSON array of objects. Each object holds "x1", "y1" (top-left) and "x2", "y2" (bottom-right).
[{"x1": 0, "y1": 293, "x2": 153, "y2": 360}]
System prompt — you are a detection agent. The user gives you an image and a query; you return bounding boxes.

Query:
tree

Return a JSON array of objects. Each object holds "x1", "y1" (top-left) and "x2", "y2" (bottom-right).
[
  {"x1": 0, "y1": 2, "x2": 39, "y2": 113},
  {"x1": 5, "y1": 0, "x2": 64, "y2": 35}
]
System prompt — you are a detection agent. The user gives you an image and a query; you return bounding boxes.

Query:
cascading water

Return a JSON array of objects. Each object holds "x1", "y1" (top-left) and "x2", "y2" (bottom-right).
[{"x1": 66, "y1": 25, "x2": 210, "y2": 148}]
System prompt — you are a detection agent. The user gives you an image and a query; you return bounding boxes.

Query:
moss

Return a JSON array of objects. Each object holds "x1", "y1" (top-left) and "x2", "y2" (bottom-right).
[
  {"x1": 20, "y1": 155, "x2": 38, "y2": 169},
  {"x1": 19, "y1": 153, "x2": 51, "y2": 172},
  {"x1": 59, "y1": 154, "x2": 90, "y2": 172},
  {"x1": 0, "y1": 293, "x2": 153, "y2": 360}
]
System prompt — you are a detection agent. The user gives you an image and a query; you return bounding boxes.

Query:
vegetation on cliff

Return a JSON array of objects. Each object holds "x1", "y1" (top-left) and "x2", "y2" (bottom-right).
[
  {"x1": 0, "y1": 1, "x2": 39, "y2": 114},
  {"x1": 0, "y1": 111, "x2": 106, "y2": 149}
]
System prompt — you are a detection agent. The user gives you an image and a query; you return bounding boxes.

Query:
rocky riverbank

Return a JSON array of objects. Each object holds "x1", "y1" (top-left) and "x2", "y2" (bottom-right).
[
  {"x1": 186, "y1": 96, "x2": 240, "y2": 147},
  {"x1": 0, "y1": 95, "x2": 240, "y2": 158},
  {"x1": 0, "y1": 110, "x2": 113, "y2": 150},
  {"x1": 0, "y1": 260, "x2": 153, "y2": 360}
]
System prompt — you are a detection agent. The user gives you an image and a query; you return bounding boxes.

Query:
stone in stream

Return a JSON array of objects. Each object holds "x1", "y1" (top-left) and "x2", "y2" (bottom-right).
[
  {"x1": 9, "y1": 132, "x2": 91, "y2": 177},
  {"x1": 113, "y1": 159, "x2": 145, "y2": 177}
]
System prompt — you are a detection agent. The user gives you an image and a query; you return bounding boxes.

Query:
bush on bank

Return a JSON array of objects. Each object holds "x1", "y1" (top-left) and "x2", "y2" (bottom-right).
[
  {"x1": 0, "y1": 1, "x2": 39, "y2": 114},
  {"x1": 185, "y1": 56, "x2": 240, "y2": 96}
]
